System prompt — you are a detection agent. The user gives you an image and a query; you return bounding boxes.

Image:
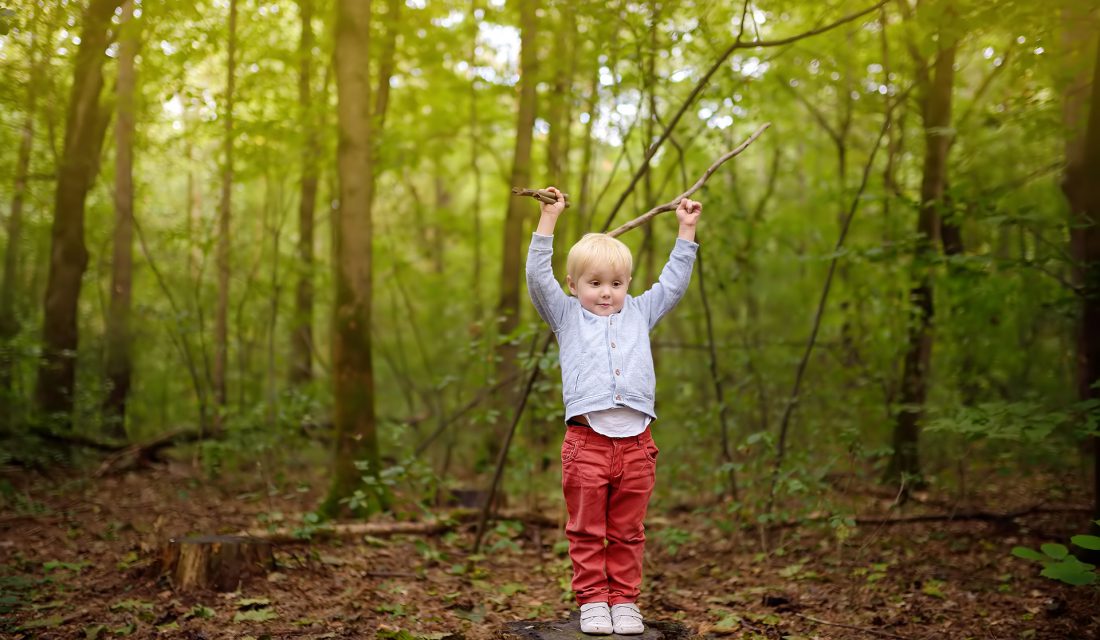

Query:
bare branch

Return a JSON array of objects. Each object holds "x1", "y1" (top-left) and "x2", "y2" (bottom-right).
[
  {"x1": 599, "y1": 0, "x2": 890, "y2": 231},
  {"x1": 606, "y1": 123, "x2": 771, "y2": 238}
]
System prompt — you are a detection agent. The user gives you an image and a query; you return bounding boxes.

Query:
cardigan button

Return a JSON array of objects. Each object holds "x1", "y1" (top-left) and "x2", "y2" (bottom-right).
[
  {"x1": 615, "y1": 394, "x2": 622, "y2": 401},
  {"x1": 611, "y1": 342, "x2": 616, "y2": 348},
  {"x1": 615, "y1": 369, "x2": 621, "y2": 376}
]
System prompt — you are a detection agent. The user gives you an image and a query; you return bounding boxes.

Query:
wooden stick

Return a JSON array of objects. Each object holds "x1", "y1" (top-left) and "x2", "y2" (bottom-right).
[
  {"x1": 606, "y1": 122, "x2": 770, "y2": 238},
  {"x1": 512, "y1": 187, "x2": 572, "y2": 207}
]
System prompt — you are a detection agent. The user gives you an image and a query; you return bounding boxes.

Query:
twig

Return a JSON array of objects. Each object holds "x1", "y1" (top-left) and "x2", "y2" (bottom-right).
[
  {"x1": 766, "y1": 88, "x2": 907, "y2": 517},
  {"x1": 473, "y1": 332, "x2": 555, "y2": 553},
  {"x1": 512, "y1": 187, "x2": 571, "y2": 207},
  {"x1": 793, "y1": 612, "x2": 910, "y2": 640},
  {"x1": 606, "y1": 123, "x2": 771, "y2": 237}
]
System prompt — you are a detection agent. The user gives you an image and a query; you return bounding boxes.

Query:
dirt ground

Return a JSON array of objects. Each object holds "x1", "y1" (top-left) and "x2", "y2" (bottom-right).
[{"x1": 1, "y1": 461, "x2": 1097, "y2": 640}]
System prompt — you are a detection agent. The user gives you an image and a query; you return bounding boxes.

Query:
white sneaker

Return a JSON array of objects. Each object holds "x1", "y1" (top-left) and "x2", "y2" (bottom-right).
[
  {"x1": 579, "y1": 602, "x2": 613, "y2": 635},
  {"x1": 611, "y1": 602, "x2": 645, "y2": 635}
]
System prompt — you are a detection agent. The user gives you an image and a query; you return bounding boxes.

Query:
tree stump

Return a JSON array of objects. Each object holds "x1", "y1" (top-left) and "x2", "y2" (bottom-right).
[
  {"x1": 501, "y1": 613, "x2": 694, "y2": 640},
  {"x1": 158, "y1": 535, "x2": 275, "y2": 591}
]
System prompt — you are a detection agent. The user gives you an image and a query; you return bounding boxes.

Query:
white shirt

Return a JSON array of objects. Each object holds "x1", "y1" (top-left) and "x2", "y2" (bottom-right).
[{"x1": 585, "y1": 406, "x2": 652, "y2": 438}]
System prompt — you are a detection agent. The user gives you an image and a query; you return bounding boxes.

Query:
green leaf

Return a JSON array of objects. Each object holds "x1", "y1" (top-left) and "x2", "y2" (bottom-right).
[
  {"x1": 234, "y1": 608, "x2": 279, "y2": 623},
  {"x1": 1040, "y1": 559, "x2": 1097, "y2": 586},
  {"x1": 1011, "y1": 547, "x2": 1045, "y2": 562},
  {"x1": 1040, "y1": 543, "x2": 1068, "y2": 560},
  {"x1": 84, "y1": 624, "x2": 106, "y2": 639},
  {"x1": 1071, "y1": 535, "x2": 1100, "y2": 551}
]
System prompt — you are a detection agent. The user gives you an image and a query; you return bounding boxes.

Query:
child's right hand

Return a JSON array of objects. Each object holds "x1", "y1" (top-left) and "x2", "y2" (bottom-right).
[{"x1": 540, "y1": 186, "x2": 566, "y2": 217}]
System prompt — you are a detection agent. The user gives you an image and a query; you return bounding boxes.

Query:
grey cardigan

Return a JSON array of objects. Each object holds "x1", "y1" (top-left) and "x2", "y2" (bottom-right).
[{"x1": 525, "y1": 232, "x2": 698, "y2": 420}]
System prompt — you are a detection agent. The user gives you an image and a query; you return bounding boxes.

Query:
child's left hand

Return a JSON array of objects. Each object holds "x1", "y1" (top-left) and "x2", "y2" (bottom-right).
[{"x1": 676, "y1": 198, "x2": 702, "y2": 227}]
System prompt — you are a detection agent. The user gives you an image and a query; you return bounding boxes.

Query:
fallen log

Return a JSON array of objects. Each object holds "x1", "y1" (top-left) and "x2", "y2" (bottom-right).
[{"x1": 236, "y1": 508, "x2": 560, "y2": 544}]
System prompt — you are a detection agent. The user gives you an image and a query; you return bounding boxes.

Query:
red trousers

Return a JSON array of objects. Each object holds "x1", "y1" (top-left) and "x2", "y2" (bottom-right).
[{"x1": 561, "y1": 423, "x2": 658, "y2": 605}]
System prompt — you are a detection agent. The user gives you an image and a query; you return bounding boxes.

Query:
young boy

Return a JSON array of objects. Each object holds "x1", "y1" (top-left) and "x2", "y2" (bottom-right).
[{"x1": 525, "y1": 186, "x2": 701, "y2": 635}]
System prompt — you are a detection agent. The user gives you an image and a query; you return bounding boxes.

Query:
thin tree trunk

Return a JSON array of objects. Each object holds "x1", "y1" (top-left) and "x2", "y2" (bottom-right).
[
  {"x1": 35, "y1": 0, "x2": 123, "y2": 429},
  {"x1": 1, "y1": 1, "x2": 52, "y2": 430},
  {"x1": 214, "y1": 0, "x2": 238, "y2": 427},
  {"x1": 291, "y1": 0, "x2": 319, "y2": 386},
  {"x1": 889, "y1": 37, "x2": 957, "y2": 488},
  {"x1": 491, "y1": 0, "x2": 537, "y2": 454},
  {"x1": 468, "y1": 0, "x2": 483, "y2": 317},
  {"x1": 546, "y1": 2, "x2": 568, "y2": 276},
  {"x1": 102, "y1": 0, "x2": 139, "y2": 438}
]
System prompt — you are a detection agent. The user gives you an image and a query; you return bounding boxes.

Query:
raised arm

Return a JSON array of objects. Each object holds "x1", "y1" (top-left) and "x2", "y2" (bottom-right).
[
  {"x1": 526, "y1": 187, "x2": 571, "y2": 331},
  {"x1": 635, "y1": 198, "x2": 701, "y2": 328}
]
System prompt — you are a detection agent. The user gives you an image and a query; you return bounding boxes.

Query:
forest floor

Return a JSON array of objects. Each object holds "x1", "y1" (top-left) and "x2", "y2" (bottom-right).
[{"x1": 1, "y1": 459, "x2": 1097, "y2": 640}]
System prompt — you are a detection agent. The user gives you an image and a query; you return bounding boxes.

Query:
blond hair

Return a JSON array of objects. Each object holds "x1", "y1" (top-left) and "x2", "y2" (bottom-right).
[{"x1": 566, "y1": 233, "x2": 633, "y2": 282}]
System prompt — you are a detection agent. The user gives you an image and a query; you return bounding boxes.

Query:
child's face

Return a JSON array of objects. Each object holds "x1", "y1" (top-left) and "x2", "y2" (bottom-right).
[{"x1": 567, "y1": 265, "x2": 632, "y2": 316}]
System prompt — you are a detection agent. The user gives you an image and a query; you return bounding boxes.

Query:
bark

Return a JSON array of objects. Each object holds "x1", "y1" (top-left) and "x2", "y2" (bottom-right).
[
  {"x1": 1059, "y1": 15, "x2": 1100, "y2": 529},
  {"x1": 889, "y1": 37, "x2": 957, "y2": 487},
  {"x1": 214, "y1": 0, "x2": 239, "y2": 425},
  {"x1": 290, "y1": 0, "x2": 319, "y2": 386},
  {"x1": 322, "y1": 0, "x2": 400, "y2": 517},
  {"x1": 1, "y1": 1, "x2": 52, "y2": 429},
  {"x1": 468, "y1": 0, "x2": 484, "y2": 316},
  {"x1": 491, "y1": 0, "x2": 537, "y2": 452},
  {"x1": 34, "y1": 0, "x2": 123, "y2": 428},
  {"x1": 546, "y1": 3, "x2": 569, "y2": 276},
  {"x1": 157, "y1": 535, "x2": 275, "y2": 592},
  {"x1": 102, "y1": 0, "x2": 139, "y2": 438}
]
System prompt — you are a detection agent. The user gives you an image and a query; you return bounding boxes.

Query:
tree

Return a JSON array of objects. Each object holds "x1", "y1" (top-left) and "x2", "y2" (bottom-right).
[
  {"x1": 322, "y1": 0, "x2": 400, "y2": 517},
  {"x1": 491, "y1": 0, "x2": 538, "y2": 457},
  {"x1": 888, "y1": 9, "x2": 959, "y2": 488},
  {"x1": 213, "y1": 0, "x2": 239, "y2": 426},
  {"x1": 35, "y1": 0, "x2": 124, "y2": 429},
  {"x1": 290, "y1": 0, "x2": 320, "y2": 387},
  {"x1": 1059, "y1": 12, "x2": 1100, "y2": 528},
  {"x1": 102, "y1": 0, "x2": 141, "y2": 438},
  {"x1": 1, "y1": 0, "x2": 55, "y2": 429}
]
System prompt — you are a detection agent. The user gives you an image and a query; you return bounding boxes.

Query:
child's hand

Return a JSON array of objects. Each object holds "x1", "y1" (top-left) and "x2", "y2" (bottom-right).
[
  {"x1": 676, "y1": 198, "x2": 702, "y2": 227},
  {"x1": 540, "y1": 186, "x2": 566, "y2": 217}
]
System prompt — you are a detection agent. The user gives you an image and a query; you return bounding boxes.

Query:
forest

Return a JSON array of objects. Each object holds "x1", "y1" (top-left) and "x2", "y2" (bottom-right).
[{"x1": 1, "y1": 0, "x2": 1099, "y2": 637}]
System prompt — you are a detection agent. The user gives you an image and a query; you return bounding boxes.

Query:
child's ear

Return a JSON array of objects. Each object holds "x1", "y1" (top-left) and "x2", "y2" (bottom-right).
[{"x1": 566, "y1": 275, "x2": 576, "y2": 295}]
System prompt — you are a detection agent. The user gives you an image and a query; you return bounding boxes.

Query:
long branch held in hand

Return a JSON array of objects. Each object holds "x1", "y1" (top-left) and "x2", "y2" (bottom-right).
[{"x1": 511, "y1": 187, "x2": 572, "y2": 208}]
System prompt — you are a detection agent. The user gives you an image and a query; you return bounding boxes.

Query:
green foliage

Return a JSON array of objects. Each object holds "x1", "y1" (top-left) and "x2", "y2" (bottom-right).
[{"x1": 1012, "y1": 523, "x2": 1100, "y2": 587}]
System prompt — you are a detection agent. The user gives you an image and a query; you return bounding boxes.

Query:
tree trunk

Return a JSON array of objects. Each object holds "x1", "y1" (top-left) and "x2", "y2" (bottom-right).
[
  {"x1": 888, "y1": 37, "x2": 957, "y2": 488},
  {"x1": 322, "y1": 0, "x2": 400, "y2": 517},
  {"x1": 491, "y1": 0, "x2": 538, "y2": 454},
  {"x1": 546, "y1": 3, "x2": 569, "y2": 276},
  {"x1": 158, "y1": 535, "x2": 275, "y2": 592},
  {"x1": 290, "y1": 0, "x2": 319, "y2": 386},
  {"x1": 102, "y1": 0, "x2": 139, "y2": 439},
  {"x1": 1059, "y1": 17, "x2": 1100, "y2": 530},
  {"x1": 34, "y1": 0, "x2": 123, "y2": 429},
  {"x1": 1, "y1": 1, "x2": 52, "y2": 430},
  {"x1": 213, "y1": 0, "x2": 238, "y2": 426}
]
